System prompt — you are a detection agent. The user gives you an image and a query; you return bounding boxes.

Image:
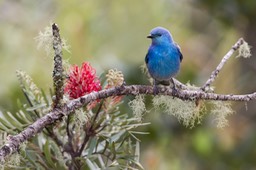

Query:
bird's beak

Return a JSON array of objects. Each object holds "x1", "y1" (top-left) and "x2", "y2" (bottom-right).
[{"x1": 147, "y1": 34, "x2": 153, "y2": 38}]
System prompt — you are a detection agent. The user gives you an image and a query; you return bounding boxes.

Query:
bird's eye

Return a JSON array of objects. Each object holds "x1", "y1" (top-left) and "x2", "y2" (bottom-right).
[{"x1": 156, "y1": 33, "x2": 162, "y2": 37}]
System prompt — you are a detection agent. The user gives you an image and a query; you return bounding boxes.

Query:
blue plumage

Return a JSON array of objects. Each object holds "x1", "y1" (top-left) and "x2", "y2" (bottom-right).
[{"x1": 145, "y1": 27, "x2": 183, "y2": 93}]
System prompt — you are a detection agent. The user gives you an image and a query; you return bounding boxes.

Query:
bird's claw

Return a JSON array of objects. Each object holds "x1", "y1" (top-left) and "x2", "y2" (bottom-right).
[
  {"x1": 171, "y1": 86, "x2": 178, "y2": 98},
  {"x1": 171, "y1": 78, "x2": 178, "y2": 98},
  {"x1": 153, "y1": 85, "x2": 158, "y2": 95}
]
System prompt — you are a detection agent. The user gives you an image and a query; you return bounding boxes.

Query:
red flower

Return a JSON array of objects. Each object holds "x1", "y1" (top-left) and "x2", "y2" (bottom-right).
[{"x1": 64, "y1": 62, "x2": 101, "y2": 99}]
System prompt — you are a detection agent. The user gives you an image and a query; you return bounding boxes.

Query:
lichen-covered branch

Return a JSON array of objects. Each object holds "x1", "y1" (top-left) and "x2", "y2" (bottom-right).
[
  {"x1": 52, "y1": 23, "x2": 64, "y2": 108},
  {"x1": 1, "y1": 83, "x2": 256, "y2": 161},
  {"x1": 201, "y1": 38, "x2": 244, "y2": 91}
]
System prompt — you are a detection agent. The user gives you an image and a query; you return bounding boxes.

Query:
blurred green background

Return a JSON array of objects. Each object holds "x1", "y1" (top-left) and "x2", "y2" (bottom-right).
[{"x1": 1, "y1": 0, "x2": 256, "y2": 169}]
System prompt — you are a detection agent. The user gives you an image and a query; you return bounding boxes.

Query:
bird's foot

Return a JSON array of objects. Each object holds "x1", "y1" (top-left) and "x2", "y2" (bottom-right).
[
  {"x1": 170, "y1": 78, "x2": 178, "y2": 98},
  {"x1": 171, "y1": 86, "x2": 178, "y2": 98},
  {"x1": 153, "y1": 85, "x2": 158, "y2": 95},
  {"x1": 152, "y1": 80, "x2": 159, "y2": 95}
]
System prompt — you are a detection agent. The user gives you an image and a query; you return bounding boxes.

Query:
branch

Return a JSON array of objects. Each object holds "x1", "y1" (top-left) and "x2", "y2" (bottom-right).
[
  {"x1": 1, "y1": 83, "x2": 256, "y2": 161},
  {"x1": 201, "y1": 38, "x2": 244, "y2": 91},
  {"x1": 52, "y1": 23, "x2": 64, "y2": 108},
  {"x1": 0, "y1": 34, "x2": 253, "y2": 162}
]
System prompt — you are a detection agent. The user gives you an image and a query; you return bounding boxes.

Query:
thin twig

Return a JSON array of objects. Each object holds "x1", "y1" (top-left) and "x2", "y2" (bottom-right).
[
  {"x1": 78, "y1": 101, "x2": 104, "y2": 156},
  {"x1": 77, "y1": 134, "x2": 90, "y2": 157},
  {"x1": 201, "y1": 38, "x2": 244, "y2": 91},
  {"x1": 66, "y1": 115, "x2": 74, "y2": 141},
  {"x1": 64, "y1": 115, "x2": 75, "y2": 157},
  {"x1": 90, "y1": 100, "x2": 104, "y2": 131}
]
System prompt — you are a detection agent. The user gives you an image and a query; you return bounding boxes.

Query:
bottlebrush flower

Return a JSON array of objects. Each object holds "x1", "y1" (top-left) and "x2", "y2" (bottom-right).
[
  {"x1": 103, "y1": 69, "x2": 124, "y2": 111},
  {"x1": 64, "y1": 62, "x2": 101, "y2": 99},
  {"x1": 105, "y1": 69, "x2": 124, "y2": 87}
]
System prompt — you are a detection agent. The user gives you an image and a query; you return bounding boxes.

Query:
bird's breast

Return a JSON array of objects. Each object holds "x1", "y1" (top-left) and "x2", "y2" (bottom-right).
[{"x1": 146, "y1": 44, "x2": 180, "y2": 81}]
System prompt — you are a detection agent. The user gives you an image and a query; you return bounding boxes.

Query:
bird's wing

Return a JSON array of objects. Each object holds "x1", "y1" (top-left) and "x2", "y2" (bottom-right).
[
  {"x1": 174, "y1": 42, "x2": 183, "y2": 62},
  {"x1": 145, "y1": 52, "x2": 149, "y2": 64}
]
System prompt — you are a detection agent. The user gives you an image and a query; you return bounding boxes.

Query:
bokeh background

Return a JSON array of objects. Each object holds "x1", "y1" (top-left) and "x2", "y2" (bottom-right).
[{"x1": 1, "y1": 0, "x2": 256, "y2": 169}]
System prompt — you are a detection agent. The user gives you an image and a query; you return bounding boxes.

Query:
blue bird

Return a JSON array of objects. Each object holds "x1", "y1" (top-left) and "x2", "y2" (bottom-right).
[{"x1": 145, "y1": 27, "x2": 183, "y2": 94}]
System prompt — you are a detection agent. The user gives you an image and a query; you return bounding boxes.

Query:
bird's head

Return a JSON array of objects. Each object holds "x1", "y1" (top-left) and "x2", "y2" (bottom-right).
[{"x1": 147, "y1": 27, "x2": 173, "y2": 45}]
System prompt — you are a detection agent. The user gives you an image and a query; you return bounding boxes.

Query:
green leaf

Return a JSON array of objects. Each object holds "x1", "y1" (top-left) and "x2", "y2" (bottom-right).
[
  {"x1": 2, "y1": 112, "x2": 23, "y2": 131},
  {"x1": 50, "y1": 141, "x2": 66, "y2": 169},
  {"x1": 11, "y1": 110, "x2": 29, "y2": 125},
  {"x1": 20, "y1": 149, "x2": 38, "y2": 168},
  {"x1": 97, "y1": 155, "x2": 105, "y2": 168},
  {"x1": 42, "y1": 140, "x2": 55, "y2": 168},
  {"x1": 108, "y1": 130, "x2": 126, "y2": 143},
  {"x1": 128, "y1": 131, "x2": 150, "y2": 135},
  {"x1": 86, "y1": 158, "x2": 98, "y2": 170},
  {"x1": 49, "y1": 88, "x2": 54, "y2": 99},
  {"x1": 115, "y1": 135, "x2": 129, "y2": 151},
  {"x1": 35, "y1": 156, "x2": 49, "y2": 170},
  {"x1": 26, "y1": 103, "x2": 47, "y2": 112},
  {"x1": 88, "y1": 137, "x2": 98, "y2": 156},
  {"x1": 0, "y1": 127, "x2": 14, "y2": 135},
  {"x1": 0, "y1": 120, "x2": 12, "y2": 133},
  {"x1": 0, "y1": 117, "x2": 15, "y2": 132},
  {"x1": 130, "y1": 160, "x2": 144, "y2": 170},
  {"x1": 135, "y1": 141, "x2": 140, "y2": 162},
  {"x1": 102, "y1": 140, "x2": 109, "y2": 154},
  {"x1": 110, "y1": 142, "x2": 116, "y2": 160},
  {"x1": 17, "y1": 109, "x2": 34, "y2": 123},
  {"x1": 41, "y1": 88, "x2": 50, "y2": 106}
]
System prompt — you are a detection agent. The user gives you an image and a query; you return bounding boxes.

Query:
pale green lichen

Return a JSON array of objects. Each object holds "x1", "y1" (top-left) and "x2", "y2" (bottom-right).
[
  {"x1": 245, "y1": 102, "x2": 248, "y2": 111},
  {"x1": 61, "y1": 38, "x2": 71, "y2": 53},
  {"x1": 236, "y1": 41, "x2": 251, "y2": 58},
  {"x1": 129, "y1": 95, "x2": 146, "y2": 122},
  {"x1": 210, "y1": 101, "x2": 234, "y2": 128},
  {"x1": 140, "y1": 64, "x2": 153, "y2": 84},
  {"x1": 1, "y1": 153, "x2": 21, "y2": 169},
  {"x1": 185, "y1": 82, "x2": 200, "y2": 91},
  {"x1": 153, "y1": 96, "x2": 205, "y2": 128},
  {"x1": 34, "y1": 25, "x2": 54, "y2": 57},
  {"x1": 140, "y1": 64, "x2": 148, "y2": 75},
  {"x1": 34, "y1": 24, "x2": 70, "y2": 57},
  {"x1": 186, "y1": 82, "x2": 215, "y2": 93},
  {"x1": 74, "y1": 109, "x2": 91, "y2": 128},
  {"x1": 19, "y1": 141, "x2": 27, "y2": 153},
  {"x1": 8, "y1": 153, "x2": 21, "y2": 166},
  {"x1": 63, "y1": 59, "x2": 71, "y2": 75}
]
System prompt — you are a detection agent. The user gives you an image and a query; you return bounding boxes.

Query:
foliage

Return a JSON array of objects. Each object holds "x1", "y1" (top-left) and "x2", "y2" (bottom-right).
[
  {"x1": 0, "y1": 68, "x2": 147, "y2": 169},
  {"x1": 129, "y1": 95, "x2": 146, "y2": 123},
  {"x1": 34, "y1": 25, "x2": 70, "y2": 57},
  {"x1": 209, "y1": 101, "x2": 234, "y2": 128},
  {"x1": 152, "y1": 96, "x2": 204, "y2": 128}
]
